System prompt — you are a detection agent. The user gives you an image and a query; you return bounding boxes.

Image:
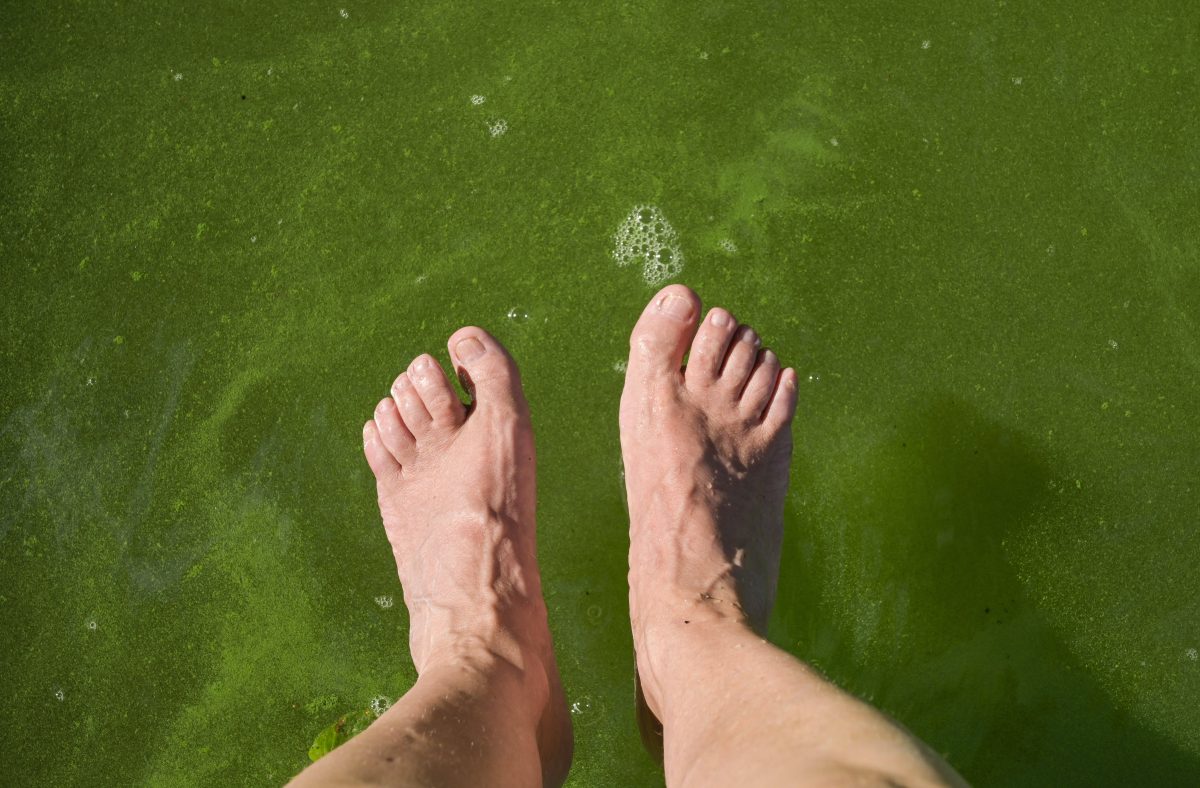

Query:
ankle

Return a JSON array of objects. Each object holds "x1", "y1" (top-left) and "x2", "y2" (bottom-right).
[
  {"x1": 420, "y1": 633, "x2": 550, "y2": 719},
  {"x1": 634, "y1": 603, "x2": 756, "y2": 718}
]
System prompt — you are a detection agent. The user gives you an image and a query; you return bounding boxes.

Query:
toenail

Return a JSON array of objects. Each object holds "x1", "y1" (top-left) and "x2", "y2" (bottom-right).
[
  {"x1": 738, "y1": 326, "x2": 759, "y2": 345},
  {"x1": 413, "y1": 356, "x2": 430, "y2": 371},
  {"x1": 710, "y1": 310, "x2": 732, "y2": 328},
  {"x1": 392, "y1": 376, "x2": 411, "y2": 392},
  {"x1": 658, "y1": 294, "x2": 693, "y2": 321},
  {"x1": 455, "y1": 337, "x2": 485, "y2": 361}
]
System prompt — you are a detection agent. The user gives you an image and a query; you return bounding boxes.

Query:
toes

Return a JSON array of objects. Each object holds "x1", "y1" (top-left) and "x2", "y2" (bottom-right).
[
  {"x1": 684, "y1": 307, "x2": 738, "y2": 387},
  {"x1": 762, "y1": 367, "x2": 799, "y2": 431},
  {"x1": 627, "y1": 284, "x2": 702, "y2": 380},
  {"x1": 391, "y1": 372, "x2": 433, "y2": 436},
  {"x1": 373, "y1": 396, "x2": 417, "y2": 465},
  {"x1": 363, "y1": 420, "x2": 400, "y2": 479},
  {"x1": 740, "y1": 349, "x2": 781, "y2": 418},
  {"x1": 718, "y1": 324, "x2": 761, "y2": 394},
  {"x1": 447, "y1": 327, "x2": 527, "y2": 413},
  {"x1": 407, "y1": 354, "x2": 465, "y2": 429}
]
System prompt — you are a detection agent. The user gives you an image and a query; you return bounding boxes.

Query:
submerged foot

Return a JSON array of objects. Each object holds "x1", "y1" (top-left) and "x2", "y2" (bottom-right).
[
  {"x1": 620, "y1": 284, "x2": 798, "y2": 721},
  {"x1": 362, "y1": 327, "x2": 572, "y2": 785}
]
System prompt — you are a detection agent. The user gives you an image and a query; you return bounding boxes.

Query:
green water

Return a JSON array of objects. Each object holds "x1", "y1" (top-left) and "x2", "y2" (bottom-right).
[{"x1": 2, "y1": 2, "x2": 1198, "y2": 785}]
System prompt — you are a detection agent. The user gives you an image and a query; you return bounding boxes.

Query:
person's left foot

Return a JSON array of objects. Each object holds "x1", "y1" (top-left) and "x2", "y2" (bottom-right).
[{"x1": 362, "y1": 327, "x2": 572, "y2": 785}]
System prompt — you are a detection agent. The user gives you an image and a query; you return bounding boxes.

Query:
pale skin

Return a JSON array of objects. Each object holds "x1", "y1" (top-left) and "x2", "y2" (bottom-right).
[{"x1": 289, "y1": 284, "x2": 968, "y2": 787}]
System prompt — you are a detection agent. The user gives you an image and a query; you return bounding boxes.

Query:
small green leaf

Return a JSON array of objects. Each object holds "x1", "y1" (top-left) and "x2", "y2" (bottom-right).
[
  {"x1": 306, "y1": 705, "x2": 384, "y2": 762},
  {"x1": 308, "y1": 717, "x2": 344, "y2": 762}
]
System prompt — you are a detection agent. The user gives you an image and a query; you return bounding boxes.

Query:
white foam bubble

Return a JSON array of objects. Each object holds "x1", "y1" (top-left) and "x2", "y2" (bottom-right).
[
  {"x1": 369, "y1": 695, "x2": 393, "y2": 717},
  {"x1": 85, "y1": 619, "x2": 98, "y2": 631},
  {"x1": 339, "y1": 8, "x2": 349, "y2": 19},
  {"x1": 921, "y1": 40, "x2": 931, "y2": 50},
  {"x1": 1187, "y1": 648, "x2": 1198, "y2": 662},
  {"x1": 54, "y1": 688, "x2": 64, "y2": 702},
  {"x1": 470, "y1": 94, "x2": 486, "y2": 105},
  {"x1": 374, "y1": 595, "x2": 394, "y2": 609},
  {"x1": 612, "y1": 205, "x2": 684, "y2": 285},
  {"x1": 719, "y1": 238, "x2": 738, "y2": 254},
  {"x1": 488, "y1": 119, "x2": 508, "y2": 137},
  {"x1": 506, "y1": 307, "x2": 529, "y2": 323}
]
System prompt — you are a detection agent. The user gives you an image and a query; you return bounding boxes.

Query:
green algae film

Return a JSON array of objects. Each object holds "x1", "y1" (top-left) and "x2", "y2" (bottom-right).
[{"x1": 2, "y1": 2, "x2": 1198, "y2": 785}]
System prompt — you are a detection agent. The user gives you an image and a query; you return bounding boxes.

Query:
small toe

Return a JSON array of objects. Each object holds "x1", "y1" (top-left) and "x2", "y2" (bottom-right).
[
  {"x1": 718, "y1": 325, "x2": 761, "y2": 394},
  {"x1": 408, "y1": 354, "x2": 465, "y2": 429},
  {"x1": 363, "y1": 420, "x2": 400, "y2": 479},
  {"x1": 741, "y1": 349, "x2": 781, "y2": 418},
  {"x1": 391, "y1": 372, "x2": 433, "y2": 436},
  {"x1": 447, "y1": 327, "x2": 527, "y2": 414},
  {"x1": 762, "y1": 367, "x2": 799, "y2": 431},
  {"x1": 627, "y1": 284, "x2": 702, "y2": 381},
  {"x1": 373, "y1": 396, "x2": 417, "y2": 465},
  {"x1": 685, "y1": 307, "x2": 738, "y2": 387}
]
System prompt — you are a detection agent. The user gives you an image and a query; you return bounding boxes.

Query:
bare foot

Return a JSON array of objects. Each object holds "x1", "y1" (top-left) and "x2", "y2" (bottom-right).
[
  {"x1": 362, "y1": 327, "x2": 572, "y2": 785},
  {"x1": 620, "y1": 285, "x2": 798, "y2": 720}
]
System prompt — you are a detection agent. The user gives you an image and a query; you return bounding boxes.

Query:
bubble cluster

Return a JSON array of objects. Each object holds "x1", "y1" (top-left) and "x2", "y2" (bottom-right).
[
  {"x1": 719, "y1": 238, "x2": 738, "y2": 255},
  {"x1": 54, "y1": 688, "x2": 64, "y2": 702},
  {"x1": 369, "y1": 695, "x2": 393, "y2": 717},
  {"x1": 374, "y1": 595, "x2": 394, "y2": 609},
  {"x1": 339, "y1": 8, "x2": 349, "y2": 19},
  {"x1": 921, "y1": 40, "x2": 931, "y2": 50},
  {"x1": 470, "y1": 94, "x2": 486, "y2": 105},
  {"x1": 612, "y1": 205, "x2": 684, "y2": 285},
  {"x1": 612, "y1": 360, "x2": 627, "y2": 374},
  {"x1": 506, "y1": 307, "x2": 529, "y2": 323},
  {"x1": 1187, "y1": 648, "x2": 1198, "y2": 662},
  {"x1": 488, "y1": 119, "x2": 508, "y2": 137}
]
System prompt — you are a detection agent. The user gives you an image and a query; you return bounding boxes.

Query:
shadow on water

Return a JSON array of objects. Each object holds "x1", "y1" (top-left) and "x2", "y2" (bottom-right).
[{"x1": 774, "y1": 397, "x2": 1200, "y2": 787}]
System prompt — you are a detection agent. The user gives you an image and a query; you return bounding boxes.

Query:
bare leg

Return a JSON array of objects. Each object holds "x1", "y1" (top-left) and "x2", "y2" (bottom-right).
[
  {"x1": 291, "y1": 328, "x2": 572, "y2": 787},
  {"x1": 621, "y1": 285, "x2": 966, "y2": 787}
]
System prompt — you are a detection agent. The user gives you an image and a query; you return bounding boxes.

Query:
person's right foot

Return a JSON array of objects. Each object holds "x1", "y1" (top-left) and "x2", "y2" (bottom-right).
[{"x1": 620, "y1": 284, "x2": 798, "y2": 721}]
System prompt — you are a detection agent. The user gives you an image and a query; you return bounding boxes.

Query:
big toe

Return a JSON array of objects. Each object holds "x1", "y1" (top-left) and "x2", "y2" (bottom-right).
[
  {"x1": 447, "y1": 327, "x2": 527, "y2": 414},
  {"x1": 627, "y1": 284, "x2": 702, "y2": 381}
]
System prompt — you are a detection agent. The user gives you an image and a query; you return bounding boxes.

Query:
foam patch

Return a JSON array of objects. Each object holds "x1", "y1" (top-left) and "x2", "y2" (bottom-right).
[{"x1": 612, "y1": 205, "x2": 684, "y2": 285}]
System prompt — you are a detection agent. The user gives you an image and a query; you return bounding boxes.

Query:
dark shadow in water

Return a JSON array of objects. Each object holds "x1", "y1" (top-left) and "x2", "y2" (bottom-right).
[{"x1": 773, "y1": 396, "x2": 1200, "y2": 787}]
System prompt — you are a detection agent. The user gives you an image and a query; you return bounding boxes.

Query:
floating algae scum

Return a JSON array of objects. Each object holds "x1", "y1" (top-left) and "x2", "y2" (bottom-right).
[{"x1": 2, "y1": 3, "x2": 1198, "y2": 785}]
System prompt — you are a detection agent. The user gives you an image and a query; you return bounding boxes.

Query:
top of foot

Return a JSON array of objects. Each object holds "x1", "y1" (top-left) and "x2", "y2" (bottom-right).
[
  {"x1": 620, "y1": 284, "x2": 798, "y2": 712},
  {"x1": 362, "y1": 327, "x2": 572, "y2": 785}
]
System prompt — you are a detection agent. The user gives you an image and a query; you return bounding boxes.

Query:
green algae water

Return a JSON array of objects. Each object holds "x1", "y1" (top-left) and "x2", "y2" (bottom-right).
[{"x1": 2, "y1": 2, "x2": 1198, "y2": 785}]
